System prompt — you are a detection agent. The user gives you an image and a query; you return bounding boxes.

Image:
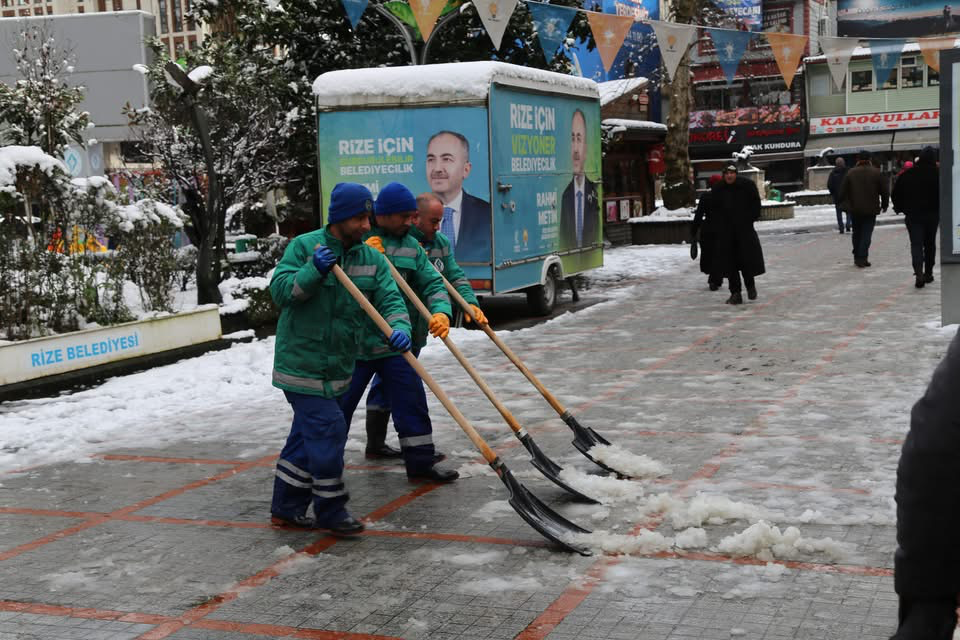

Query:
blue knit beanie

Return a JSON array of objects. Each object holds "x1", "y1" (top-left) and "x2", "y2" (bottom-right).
[
  {"x1": 375, "y1": 182, "x2": 417, "y2": 216},
  {"x1": 328, "y1": 183, "x2": 374, "y2": 225}
]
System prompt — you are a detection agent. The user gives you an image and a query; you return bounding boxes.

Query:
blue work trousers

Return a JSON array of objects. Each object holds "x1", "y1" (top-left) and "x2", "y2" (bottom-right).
[
  {"x1": 341, "y1": 354, "x2": 435, "y2": 473},
  {"x1": 271, "y1": 390, "x2": 350, "y2": 527},
  {"x1": 851, "y1": 215, "x2": 877, "y2": 261},
  {"x1": 366, "y1": 347, "x2": 421, "y2": 412}
]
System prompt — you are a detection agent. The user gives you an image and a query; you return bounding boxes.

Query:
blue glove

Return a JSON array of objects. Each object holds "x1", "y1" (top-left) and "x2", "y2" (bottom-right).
[
  {"x1": 312, "y1": 245, "x2": 336, "y2": 276},
  {"x1": 387, "y1": 330, "x2": 411, "y2": 353}
]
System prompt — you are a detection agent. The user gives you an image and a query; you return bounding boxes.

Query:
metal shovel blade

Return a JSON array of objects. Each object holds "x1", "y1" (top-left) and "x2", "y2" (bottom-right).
[
  {"x1": 493, "y1": 460, "x2": 593, "y2": 556},
  {"x1": 561, "y1": 411, "x2": 620, "y2": 474},
  {"x1": 518, "y1": 433, "x2": 600, "y2": 504}
]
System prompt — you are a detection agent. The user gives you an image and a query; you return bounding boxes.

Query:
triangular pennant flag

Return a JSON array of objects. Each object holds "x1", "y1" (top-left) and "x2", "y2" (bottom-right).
[
  {"x1": 527, "y1": 2, "x2": 578, "y2": 64},
  {"x1": 918, "y1": 36, "x2": 957, "y2": 72},
  {"x1": 765, "y1": 32, "x2": 807, "y2": 89},
  {"x1": 650, "y1": 20, "x2": 697, "y2": 82},
  {"x1": 707, "y1": 28, "x2": 753, "y2": 85},
  {"x1": 586, "y1": 11, "x2": 634, "y2": 72},
  {"x1": 869, "y1": 38, "x2": 906, "y2": 87},
  {"x1": 340, "y1": 0, "x2": 368, "y2": 29},
  {"x1": 410, "y1": 0, "x2": 447, "y2": 42},
  {"x1": 820, "y1": 36, "x2": 860, "y2": 91},
  {"x1": 474, "y1": 0, "x2": 519, "y2": 50}
]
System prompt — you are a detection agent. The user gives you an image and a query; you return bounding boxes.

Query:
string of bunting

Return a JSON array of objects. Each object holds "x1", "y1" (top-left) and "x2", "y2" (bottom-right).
[{"x1": 338, "y1": 0, "x2": 960, "y2": 86}]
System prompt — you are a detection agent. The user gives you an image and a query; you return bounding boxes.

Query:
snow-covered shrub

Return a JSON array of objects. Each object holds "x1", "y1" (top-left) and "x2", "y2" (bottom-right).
[{"x1": 112, "y1": 199, "x2": 186, "y2": 313}]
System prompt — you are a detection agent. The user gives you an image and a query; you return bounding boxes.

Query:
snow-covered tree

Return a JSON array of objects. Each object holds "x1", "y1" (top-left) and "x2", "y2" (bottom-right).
[
  {"x1": 0, "y1": 25, "x2": 91, "y2": 156},
  {"x1": 127, "y1": 37, "x2": 297, "y2": 304}
]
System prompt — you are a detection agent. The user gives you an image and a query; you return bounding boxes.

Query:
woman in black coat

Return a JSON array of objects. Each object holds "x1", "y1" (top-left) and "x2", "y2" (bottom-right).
[
  {"x1": 709, "y1": 164, "x2": 766, "y2": 305},
  {"x1": 691, "y1": 174, "x2": 724, "y2": 290}
]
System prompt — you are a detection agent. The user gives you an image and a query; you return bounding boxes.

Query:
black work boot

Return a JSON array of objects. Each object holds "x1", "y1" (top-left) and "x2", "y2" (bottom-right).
[
  {"x1": 746, "y1": 285, "x2": 757, "y2": 300},
  {"x1": 725, "y1": 292, "x2": 743, "y2": 305},
  {"x1": 407, "y1": 465, "x2": 459, "y2": 483},
  {"x1": 890, "y1": 599, "x2": 958, "y2": 640},
  {"x1": 365, "y1": 409, "x2": 402, "y2": 459},
  {"x1": 915, "y1": 274, "x2": 925, "y2": 288}
]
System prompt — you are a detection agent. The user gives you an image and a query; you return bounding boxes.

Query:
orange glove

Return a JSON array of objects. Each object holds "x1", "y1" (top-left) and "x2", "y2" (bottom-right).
[
  {"x1": 428, "y1": 312, "x2": 450, "y2": 339},
  {"x1": 364, "y1": 236, "x2": 385, "y2": 254},
  {"x1": 466, "y1": 304, "x2": 488, "y2": 325}
]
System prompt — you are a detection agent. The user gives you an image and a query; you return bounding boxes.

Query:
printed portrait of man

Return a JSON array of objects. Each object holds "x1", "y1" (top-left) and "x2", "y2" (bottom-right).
[
  {"x1": 426, "y1": 130, "x2": 491, "y2": 264},
  {"x1": 560, "y1": 109, "x2": 599, "y2": 250}
]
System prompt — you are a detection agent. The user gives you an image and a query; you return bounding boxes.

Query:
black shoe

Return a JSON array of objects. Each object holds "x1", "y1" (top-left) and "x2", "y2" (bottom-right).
[
  {"x1": 319, "y1": 515, "x2": 365, "y2": 536},
  {"x1": 864, "y1": 260, "x2": 872, "y2": 267},
  {"x1": 746, "y1": 286, "x2": 757, "y2": 300},
  {"x1": 846, "y1": 225, "x2": 853, "y2": 231},
  {"x1": 925, "y1": 273, "x2": 935, "y2": 283},
  {"x1": 708, "y1": 282, "x2": 720, "y2": 291},
  {"x1": 855, "y1": 259, "x2": 867, "y2": 268},
  {"x1": 270, "y1": 513, "x2": 316, "y2": 529},
  {"x1": 407, "y1": 465, "x2": 459, "y2": 483},
  {"x1": 891, "y1": 600, "x2": 958, "y2": 640},
  {"x1": 839, "y1": 228, "x2": 845, "y2": 234},
  {"x1": 725, "y1": 292, "x2": 743, "y2": 305},
  {"x1": 432, "y1": 452, "x2": 447, "y2": 464},
  {"x1": 915, "y1": 275, "x2": 925, "y2": 288},
  {"x1": 365, "y1": 443, "x2": 403, "y2": 459}
]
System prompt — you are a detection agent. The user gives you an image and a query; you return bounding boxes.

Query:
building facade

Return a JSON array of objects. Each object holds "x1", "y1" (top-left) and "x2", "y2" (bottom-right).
[
  {"x1": 1, "y1": 0, "x2": 203, "y2": 58},
  {"x1": 804, "y1": 43, "x2": 941, "y2": 175}
]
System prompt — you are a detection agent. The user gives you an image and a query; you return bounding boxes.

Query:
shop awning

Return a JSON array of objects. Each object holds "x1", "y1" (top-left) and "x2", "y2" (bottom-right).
[
  {"x1": 691, "y1": 150, "x2": 804, "y2": 163},
  {"x1": 804, "y1": 132, "x2": 894, "y2": 157},
  {"x1": 890, "y1": 128, "x2": 940, "y2": 152}
]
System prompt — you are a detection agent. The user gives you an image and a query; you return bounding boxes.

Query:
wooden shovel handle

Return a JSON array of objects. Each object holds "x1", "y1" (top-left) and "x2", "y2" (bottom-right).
[
  {"x1": 330, "y1": 264, "x2": 498, "y2": 463},
  {"x1": 381, "y1": 258, "x2": 525, "y2": 437},
  {"x1": 434, "y1": 267, "x2": 569, "y2": 417}
]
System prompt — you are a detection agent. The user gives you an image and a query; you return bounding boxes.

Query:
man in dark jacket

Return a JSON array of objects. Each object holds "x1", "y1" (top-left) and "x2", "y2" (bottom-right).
[
  {"x1": 891, "y1": 329, "x2": 960, "y2": 640},
  {"x1": 827, "y1": 157, "x2": 851, "y2": 233},
  {"x1": 891, "y1": 147, "x2": 939, "y2": 288},
  {"x1": 710, "y1": 164, "x2": 765, "y2": 305},
  {"x1": 691, "y1": 174, "x2": 724, "y2": 290},
  {"x1": 840, "y1": 150, "x2": 889, "y2": 268}
]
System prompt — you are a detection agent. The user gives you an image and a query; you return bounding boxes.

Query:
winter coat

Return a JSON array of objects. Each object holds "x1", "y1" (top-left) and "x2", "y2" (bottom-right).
[
  {"x1": 360, "y1": 226, "x2": 452, "y2": 355},
  {"x1": 270, "y1": 228, "x2": 412, "y2": 398},
  {"x1": 826, "y1": 166, "x2": 848, "y2": 203},
  {"x1": 709, "y1": 176, "x2": 766, "y2": 277},
  {"x1": 891, "y1": 162, "x2": 939, "y2": 221},
  {"x1": 895, "y1": 329, "x2": 960, "y2": 601},
  {"x1": 840, "y1": 161, "x2": 889, "y2": 217},
  {"x1": 410, "y1": 225, "x2": 479, "y2": 311},
  {"x1": 692, "y1": 191, "x2": 719, "y2": 276}
]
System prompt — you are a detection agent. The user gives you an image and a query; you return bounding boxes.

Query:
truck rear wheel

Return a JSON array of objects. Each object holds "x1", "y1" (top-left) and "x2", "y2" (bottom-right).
[{"x1": 526, "y1": 265, "x2": 559, "y2": 316}]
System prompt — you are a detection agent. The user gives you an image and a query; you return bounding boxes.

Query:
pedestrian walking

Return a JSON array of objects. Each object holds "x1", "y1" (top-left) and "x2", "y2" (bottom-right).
[
  {"x1": 892, "y1": 147, "x2": 939, "y2": 288},
  {"x1": 341, "y1": 182, "x2": 459, "y2": 483},
  {"x1": 827, "y1": 157, "x2": 852, "y2": 233},
  {"x1": 840, "y1": 150, "x2": 889, "y2": 268},
  {"x1": 363, "y1": 192, "x2": 488, "y2": 460},
  {"x1": 710, "y1": 164, "x2": 765, "y2": 305},
  {"x1": 269, "y1": 182, "x2": 413, "y2": 535},
  {"x1": 891, "y1": 328, "x2": 960, "y2": 640},
  {"x1": 691, "y1": 174, "x2": 724, "y2": 290}
]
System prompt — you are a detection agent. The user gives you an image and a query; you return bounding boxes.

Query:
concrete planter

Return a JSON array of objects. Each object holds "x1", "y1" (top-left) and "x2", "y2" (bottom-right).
[
  {"x1": 760, "y1": 202, "x2": 795, "y2": 221},
  {"x1": 786, "y1": 192, "x2": 833, "y2": 206},
  {"x1": 629, "y1": 218, "x2": 694, "y2": 244},
  {"x1": 0, "y1": 307, "x2": 222, "y2": 399}
]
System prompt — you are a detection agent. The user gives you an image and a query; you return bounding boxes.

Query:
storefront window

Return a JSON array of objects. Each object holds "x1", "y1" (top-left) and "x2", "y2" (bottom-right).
[
  {"x1": 851, "y1": 70, "x2": 873, "y2": 92},
  {"x1": 879, "y1": 67, "x2": 898, "y2": 90},
  {"x1": 901, "y1": 57, "x2": 924, "y2": 88},
  {"x1": 928, "y1": 66, "x2": 940, "y2": 86}
]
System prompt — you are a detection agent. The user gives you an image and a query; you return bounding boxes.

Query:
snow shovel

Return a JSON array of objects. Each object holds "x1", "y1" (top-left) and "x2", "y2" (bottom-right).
[
  {"x1": 382, "y1": 259, "x2": 598, "y2": 504},
  {"x1": 330, "y1": 264, "x2": 593, "y2": 556},
  {"x1": 433, "y1": 270, "x2": 621, "y2": 476}
]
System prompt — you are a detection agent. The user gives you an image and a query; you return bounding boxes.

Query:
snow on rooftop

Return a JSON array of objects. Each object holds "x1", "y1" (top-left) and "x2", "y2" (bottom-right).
[
  {"x1": 598, "y1": 77, "x2": 648, "y2": 106},
  {"x1": 313, "y1": 62, "x2": 599, "y2": 107},
  {"x1": 602, "y1": 118, "x2": 667, "y2": 134},
  {"x1": 803, "y1": 40, "x2": 951, "y2": 64}
]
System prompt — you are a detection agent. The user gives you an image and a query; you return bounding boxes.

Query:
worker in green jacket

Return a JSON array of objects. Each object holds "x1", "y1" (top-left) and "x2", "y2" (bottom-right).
[
  {"x1": 339, "y1": 182, "x2": 459, "y2": 483},
  {"x1": 269, "y1": 182, "x2": 413, "y2": 535},
  {"x1": 362, "y1": 192, "x2": 488, "y2": 463}
]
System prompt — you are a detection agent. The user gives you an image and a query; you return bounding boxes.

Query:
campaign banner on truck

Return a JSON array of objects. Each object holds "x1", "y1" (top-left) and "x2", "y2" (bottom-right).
[
  {"x1": 839, "y1": 0, "x2": 960, "y2": 37},
  {"x1": 317, "y1": 106, "x2": 492, "y2": 273},
  {"x1": 489, "y1": 85, "x2": 602, "y2": 290},
  {"x1": 809, "y1": 109, "x2": 940, "y2": 134},
  {"x1": 689, "y1": 105, "x2": 804, "y2": 154}
]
